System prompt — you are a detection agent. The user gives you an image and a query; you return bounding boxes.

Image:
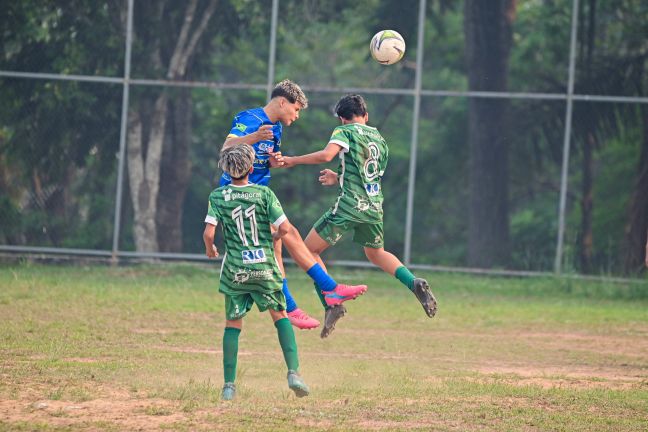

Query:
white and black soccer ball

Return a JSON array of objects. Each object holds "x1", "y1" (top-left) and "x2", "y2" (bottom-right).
[{"x1": 370, "y1": 30, "x2": 406, "y2": 65}]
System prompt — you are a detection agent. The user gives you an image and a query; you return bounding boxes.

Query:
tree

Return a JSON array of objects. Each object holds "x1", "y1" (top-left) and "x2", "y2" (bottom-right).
[
  {"x1": 623, "y1": 107, "x2": 648, "y2": 273},
  {"x1": 0, "y1": 0, "x2": 122, "y2": 248},
  {"x1": 463, "y1": 0, "x2": 516, "y2": 267},
  {"x1": 125, "y1": 0, "x2": 217, "y2": 252}
]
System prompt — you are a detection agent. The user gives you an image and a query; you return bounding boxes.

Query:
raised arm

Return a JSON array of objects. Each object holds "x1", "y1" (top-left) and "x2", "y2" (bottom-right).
[
  {"x1": 282, "y1": 142, "x2": 342, "y2": 168},
  {"x1": 222, "y1": 124, "x2": 274, "y2": 150}
]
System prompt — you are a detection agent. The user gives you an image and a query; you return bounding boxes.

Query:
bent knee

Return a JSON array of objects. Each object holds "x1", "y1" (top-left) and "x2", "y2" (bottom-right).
[{"x1": 364, "y1": 247, "x2": 383, "y2": 261}]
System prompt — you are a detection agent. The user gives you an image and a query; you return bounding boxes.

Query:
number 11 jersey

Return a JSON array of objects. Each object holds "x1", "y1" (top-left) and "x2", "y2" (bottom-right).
[{"x1": 205, "y1": 184, "x2": 285, "y2": 295}]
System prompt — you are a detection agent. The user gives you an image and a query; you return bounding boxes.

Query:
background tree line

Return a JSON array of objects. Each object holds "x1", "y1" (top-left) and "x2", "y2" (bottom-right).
[{"x1": 0, "y1": 0, "x2": 646, "y2": 275}]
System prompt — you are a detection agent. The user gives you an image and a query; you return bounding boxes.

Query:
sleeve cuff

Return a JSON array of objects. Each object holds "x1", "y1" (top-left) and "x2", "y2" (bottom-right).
[
  {"x1": 329, "y1": 139, "x2": 349, "y2": 153},
  {"x1": 204, "y1": 215, "x2": 218, "y2": 226},
  {"x1": 272, "y1": 214, "x2": 287, "y2": 228}
]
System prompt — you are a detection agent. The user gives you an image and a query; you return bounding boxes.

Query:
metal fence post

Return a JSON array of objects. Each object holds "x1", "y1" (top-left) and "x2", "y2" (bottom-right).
[
  {"x1": 554, "y1": 0, "x2": 580, "y2": 274},
  {"x1": 403, "y1": 0, "x2": 427, "y2": 266},
  {"x1": 266, "y1": 0, "x2": 279, "y2": 101},
  {"x1": 111, "y1": 0, "x2": 134, "y2": 263}
]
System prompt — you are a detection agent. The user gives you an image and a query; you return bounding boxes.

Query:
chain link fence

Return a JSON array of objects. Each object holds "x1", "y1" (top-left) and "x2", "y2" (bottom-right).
[{"x1": 1, "y1": 0, "x2": 647, "y2": 278}]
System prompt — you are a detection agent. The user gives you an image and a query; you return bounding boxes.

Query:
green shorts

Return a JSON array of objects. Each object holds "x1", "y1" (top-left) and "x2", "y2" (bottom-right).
[
  {"x1": 313, "y1": 210, "x2": 384, "y2": 249},
  {"x1": 224, "y1": 290, "x2": 286, "y2": 321}
]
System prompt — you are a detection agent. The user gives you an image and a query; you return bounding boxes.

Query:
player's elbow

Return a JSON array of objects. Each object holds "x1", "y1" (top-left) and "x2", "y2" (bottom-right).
[
  {"x1": 322, "y1": 152, "x2": 337, "y2": 163},
  {"x1": 277, "y1": 221, "x2": 293, "y2": 238}
]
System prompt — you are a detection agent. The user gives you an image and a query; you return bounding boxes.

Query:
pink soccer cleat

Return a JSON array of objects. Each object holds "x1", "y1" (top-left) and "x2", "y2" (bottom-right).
[
  {"x1": 323, "y1": 284, "x2": 368, "y2": 306},
  {"x1": 287, "y1": 308, "x2": 320, "y2": 329}
]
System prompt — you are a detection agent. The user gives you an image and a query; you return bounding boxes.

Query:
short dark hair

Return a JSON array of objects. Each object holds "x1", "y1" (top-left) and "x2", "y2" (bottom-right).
[{"x1": 334, "y1": 94, "x2": 367, "y2": 120}]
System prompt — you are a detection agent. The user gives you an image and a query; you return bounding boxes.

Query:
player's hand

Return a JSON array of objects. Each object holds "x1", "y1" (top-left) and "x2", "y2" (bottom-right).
[
  {"x1": 206, "y1": 244, "x2": 219, "y2": 258},
  {"x1": 280, "y1": 156, "x2": 296, "y2": 168},
  {"x1": 268, "y1": 151, "x2": 285, "y2": 168},
  {"x1": 254, "y1": 124, "x2": 274, "y2": 142},
  {"x1": 318, "y1": 169, "x2": 338, "y2": 186}
]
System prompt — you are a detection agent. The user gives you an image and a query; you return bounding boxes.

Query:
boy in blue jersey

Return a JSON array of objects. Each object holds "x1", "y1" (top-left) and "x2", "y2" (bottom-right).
[{"x1": 220, "y1": 79, "x2": 319, "y2": 330}]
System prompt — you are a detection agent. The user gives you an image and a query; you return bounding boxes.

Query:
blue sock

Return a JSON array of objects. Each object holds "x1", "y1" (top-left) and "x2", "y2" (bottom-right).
[
  {"x1": 282, "y1": 279, "x2": 297, "y2": 313},
  {"x1": 306, "y1": 264, "x2": 337, "y2": 293}
]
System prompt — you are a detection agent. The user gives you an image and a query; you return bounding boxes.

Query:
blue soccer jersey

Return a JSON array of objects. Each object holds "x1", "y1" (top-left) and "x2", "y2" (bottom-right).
[{"x1": 220, "y1": 107, "x2": 282, "y2": 186}]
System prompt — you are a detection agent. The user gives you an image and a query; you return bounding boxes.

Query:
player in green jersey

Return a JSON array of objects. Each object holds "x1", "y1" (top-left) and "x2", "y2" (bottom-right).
[
  {"x1": 282, "y1": 94, "x2": 438, "y2": 338},
  {"x1": 203, "y1": 144, "x2": 367, "y2": 400},
  {"x1": 220, "y1": 79, "x2": 319, "y2": 331}
]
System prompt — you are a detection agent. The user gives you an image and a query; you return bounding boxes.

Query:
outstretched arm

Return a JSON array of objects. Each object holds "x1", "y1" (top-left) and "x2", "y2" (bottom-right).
[{"x1": 282, "y1": 142, "x2": 342, "y2": 168}]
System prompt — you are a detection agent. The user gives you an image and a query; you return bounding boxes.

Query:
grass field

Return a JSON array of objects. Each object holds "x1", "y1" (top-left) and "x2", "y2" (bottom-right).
[{"x1": 1, "y1": 263, "x2": 647, "y2": 431}]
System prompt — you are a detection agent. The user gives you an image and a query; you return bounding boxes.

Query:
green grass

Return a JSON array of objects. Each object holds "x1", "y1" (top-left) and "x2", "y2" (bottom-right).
[{"x1": 0, "y1": 262, "x2": 647, "y2": 431}]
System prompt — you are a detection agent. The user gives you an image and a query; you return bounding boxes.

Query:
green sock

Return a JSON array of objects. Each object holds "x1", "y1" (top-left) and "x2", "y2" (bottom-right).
[
  {"x1": 274, "y1": 318, "x2": 299, "y2": 371},
  {"x1": 223, "y1": 327, "x2": 240, "y2": 383},
  {"x1": 313, "y1": 282, "x2": 328, "y2": 310},
  {"x1": 395, "y1": 266, "x2": 416, "y2": 291}
]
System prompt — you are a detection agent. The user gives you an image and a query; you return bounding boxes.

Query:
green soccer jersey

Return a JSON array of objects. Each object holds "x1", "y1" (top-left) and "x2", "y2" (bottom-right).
[
  {"x1": 205, "y1": 184, "x2": 285, "y2": 295},
  {"x1": 328, "y1": 123, "x2": 389, "y2": 224}
]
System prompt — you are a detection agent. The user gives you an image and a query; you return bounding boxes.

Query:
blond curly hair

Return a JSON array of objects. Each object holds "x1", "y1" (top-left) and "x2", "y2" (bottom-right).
[{"x1": 219, "y1": 144, "x2": 255, "y2": 179}]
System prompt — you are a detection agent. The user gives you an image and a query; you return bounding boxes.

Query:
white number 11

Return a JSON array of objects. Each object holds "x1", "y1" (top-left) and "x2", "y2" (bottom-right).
[{"x1": 231, "y1": 205, "x2": 259, "y2": 246}]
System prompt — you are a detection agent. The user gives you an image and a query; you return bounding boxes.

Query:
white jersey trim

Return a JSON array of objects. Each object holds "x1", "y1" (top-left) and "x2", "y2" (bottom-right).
[
  {"x1": 332, "y1": 153, "x2": 345, "y2": 215},
  {"x1": 272, "y1": 214, "x2": 287, "y2": 228},
  {"x1": 330, "y1": 139, "x2": 349, "y2": 153},
  {"x1": 219, "y1": 252, "x2": 227, "y2": 279},
  {"x1": 204, "y1": 215, "x2": 218, "y2": 226}
]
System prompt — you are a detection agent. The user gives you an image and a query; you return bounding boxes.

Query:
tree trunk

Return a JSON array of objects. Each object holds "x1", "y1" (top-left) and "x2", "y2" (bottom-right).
[
  {"x1": 464, "y1": 0, "x2": 515, "y2": 267},
  {"x1": 623, "y1": 106, "x2": 648, "y2": 273},
  {"x1": 578, "y1": 0, "x2": 596, "y2": 273},
  {"x1": 579, "y1": 133, "x2": 595, "y2": 273},
  {"x1": 126, "y1": 0, "x2": 217, "y2": 253},
  {"x1": 157, "y1": 89, "x2": 192, "y2": 252},
  {"x1": 127, "y1": 97, "x2": 168, "y2": 252}
]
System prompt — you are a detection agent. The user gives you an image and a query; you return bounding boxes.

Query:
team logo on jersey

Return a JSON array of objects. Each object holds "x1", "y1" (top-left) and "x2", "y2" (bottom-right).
[
  {"x1": 354, "y1": 196, "x2": 371, "y2": 212},
  {"x1": 365, "y1": 183, "x2": 380, "y2": 196},
  {"x1": 223, "y1": 188, "x2": 233, "y2": 201},
  {"x1": 233, "y1": 270, "x2": 250, "y2": 284},
  {"x1": 242, "y1": 248, "x2": 267, "y2": 264},
  {"x1": 257, "y1": 142, "x2": 275, "y2": 153},
  {"x1": 231, "y1": 267, "x2": 274, "y2": 284},
  {"x1": 235, "y1": 123, "x2": 247, "y2": 133}
]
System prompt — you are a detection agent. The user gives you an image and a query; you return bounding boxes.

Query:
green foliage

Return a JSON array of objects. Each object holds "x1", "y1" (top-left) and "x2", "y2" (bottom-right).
[{"x1": 0, "y1": 0, "x2": 646, "y2": 276}]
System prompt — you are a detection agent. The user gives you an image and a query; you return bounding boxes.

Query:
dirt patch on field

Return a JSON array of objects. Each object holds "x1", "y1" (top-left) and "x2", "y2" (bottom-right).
[
  {"x1": 517, "y1": 330, "x2": 648, "y2": 359},
  {"x1": 473, "y1": 364, "x2": 647, "y2": 389},
  {"x1": 0, "y1": 386, "x2": 227, "y2": 431},
  {"x1": 152, "y1": 345, "x2": 415, "y2": 360}
]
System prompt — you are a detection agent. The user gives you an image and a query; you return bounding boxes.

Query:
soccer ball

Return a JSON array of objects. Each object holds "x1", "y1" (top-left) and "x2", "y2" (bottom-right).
[{"x1": 370, "y1": 30, "x2": 406, "y2": 65}]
